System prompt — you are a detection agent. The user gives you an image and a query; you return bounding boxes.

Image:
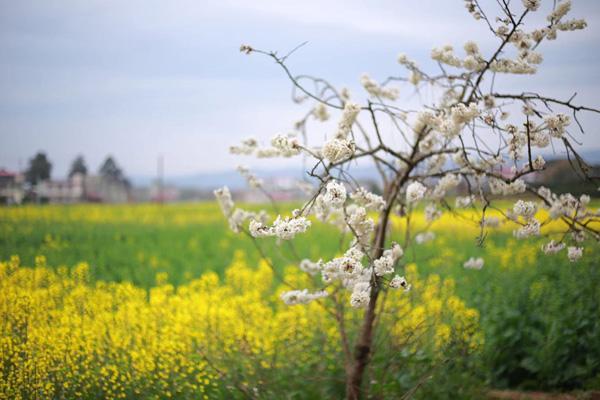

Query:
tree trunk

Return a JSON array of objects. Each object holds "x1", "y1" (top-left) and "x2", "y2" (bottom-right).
[
  {"x1": 345, "y1": 170, "x2": 407, "y2": 399},
  {"x1": 345, "y1": 287, "x2": 380, "y2": 399}
]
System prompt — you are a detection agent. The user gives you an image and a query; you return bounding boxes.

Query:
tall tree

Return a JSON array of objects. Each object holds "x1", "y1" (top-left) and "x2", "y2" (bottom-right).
[
  {"x1": 25, "y1": 152, "x2": 52, "y2": 185},
  {"x1": 99, "y1": 156, "x2": 124, "y2": 182},
  {"x1": 68, "y1": 155, "x2": 88, "y2": 178}
]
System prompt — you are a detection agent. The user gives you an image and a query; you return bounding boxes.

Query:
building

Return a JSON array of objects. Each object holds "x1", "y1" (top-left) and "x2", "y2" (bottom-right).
[
  {"x1": 0, "y1": 169, "x2": 25, "y2": 205},
  {"x1": 34, "y1": 173, "x2": 131, "y2": 203}
]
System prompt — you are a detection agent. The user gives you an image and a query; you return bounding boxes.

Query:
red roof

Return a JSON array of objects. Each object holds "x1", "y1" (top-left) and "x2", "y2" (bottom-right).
[{"x1": 0, "y1": 169, "x2": 17, "y2": 177}]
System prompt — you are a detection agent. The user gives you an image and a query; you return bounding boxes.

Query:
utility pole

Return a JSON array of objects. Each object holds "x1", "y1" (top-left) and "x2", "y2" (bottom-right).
[{"x1": 157, "y1": 154, "x2": 164, "y2": 204}]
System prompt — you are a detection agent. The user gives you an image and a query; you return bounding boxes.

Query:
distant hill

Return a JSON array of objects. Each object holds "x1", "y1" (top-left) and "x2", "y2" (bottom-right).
[
  {"x1": 130, "y1": 148, "x2": 600, "y2": 191},
  {"x1": 131, "y1": 165, "x2": 382, "y2": 190}
]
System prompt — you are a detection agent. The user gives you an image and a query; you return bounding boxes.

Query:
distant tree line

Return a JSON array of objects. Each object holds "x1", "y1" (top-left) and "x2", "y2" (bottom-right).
[{"x1": 24, "y1": 152, "x2": 129, "y2": 186}]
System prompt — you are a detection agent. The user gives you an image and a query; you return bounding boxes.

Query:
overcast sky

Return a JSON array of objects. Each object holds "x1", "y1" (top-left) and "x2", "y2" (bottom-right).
[{"x1": 1, "y1": 0, "x2": 599, "y2": 179}]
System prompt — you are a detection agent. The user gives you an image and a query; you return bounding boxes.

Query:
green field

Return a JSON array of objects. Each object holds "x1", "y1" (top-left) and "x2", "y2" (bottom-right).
[{"x1": 1, "y1": 202, "x2": 599, "y2": 398}]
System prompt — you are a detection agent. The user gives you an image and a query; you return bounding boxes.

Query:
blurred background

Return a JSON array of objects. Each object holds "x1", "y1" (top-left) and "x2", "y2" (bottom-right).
[{"x1": 1, "y1": 0, "x2": 599, "y2": 205}]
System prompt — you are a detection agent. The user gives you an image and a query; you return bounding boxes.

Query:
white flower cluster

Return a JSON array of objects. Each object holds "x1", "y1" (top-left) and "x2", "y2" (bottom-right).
[
  {"x1": 531, "y1": 155, "x2": 546, "y2": 171},
  {"x1": 322, "y1": 102, "x2": 360, "y2": 164},
  {"x1": 544, "y1": 114, "x2": 571, "y2": 138},
  {"x1": 214, "y1": 186, "x2": 234, "y2": 217},
  {"x1": 541, "y1": 240, "x2": 565, "y2": 255},
  {"x1": 312, "y1": 103, "x2": 330, "y2": 121},
  {"x1": 293, "y1": 242, "x2": 406, "y2": 308},
  {"x1": 432, "y1": 174, "x2": 461, "y2": 199},
  {"x1": 513, "y1": 219, "x2": 540, "y2": 239},
  {"x1": 350, "y1": 187, "x2": 386, "y2": 211},
  {"x1": 462, "y1": 41, "x2": 486, "y2": 71},
  {"x1": 269, "y1": 134, "x2": 302, "y2": 157},
  {"x1": 311, "y1": 181, "x2": 349, "y2": 225},
  {"x1": 299, "y1": 258, "x2": 323, "y2": 275},
  {"x1": 389, "y1": 275, "x2": 411, "y2": 291},
  {"x1": 406, "y1": 181, "x2": 427, "y2": 204},
  {"x1": 548, "y1": 1, "x2": 572, "y2": 23},
  {"x1": 489, "y1": 58, "x2": 537, "y2": 75},
  {"x1": 230, "y1": 134, "x2": 302, "y2": 159},
  {"x1": 321, "y1": 247, "x2": 366, "y2": 284},
  {"x1": 456, "y1": 195, "x2": 476, "y2": 208},
  {"x1": 374, "y1": 243, "x2": 404, "y2": 276},
  {"x1": 214, "y1": 186, "x2": 268, "y2": 233},
  {"x1": 360, "y1": 74, "x2": 399, "y2": 100},
  {"x1": 489, "y1": 178, "x2": 526, "y2": 196},
  {"x1": 397, "y1": 53, "x2": 421, "y2": 85},
  {"x1": 482, "y1": 217, "x2": 500, "y2": 228},
  {"x1": 513, "y1": 200, "x2": 537, "y2": 220},
  {"x1": 347, "y1": 206, "x2": 376, "y2": 245},
  {"x1": 537, "y1": 187, "x2": 591, "y2": 220},
  {"x1": 412, "y1": 104, "x2": 479, "y2": 141},
  {"x1": 425, "y1": 204, "x2": 442, "y2": 223},
  {"x1": 463, "y1": 257, "x2": 484, "y2": 270},
  {"x1": 464, "y1": 0, "x2": 482, "y2": 20},
  {"x1": 512, "y1": 200, "x2": 540, "y2": 239},
  {"x1": 415, "y1": 231, "x2": 435, "y2": 245},
  {"x1": 567, "y1": 246, "x2": 583, "y2": 262},
  {"x1": 280, "y1": 289, "x2": 328, "y2": 305},
  {"x1": 249, "y1": 213, "x2": 311, "y2": 240},
  {"x1": 322, "y1": 140, "x2": 356, "y2": 164},
  {"x1": 350, "y1": 281, "x2": 372, "y2": 308},
  {"x1": 236, "y1": 165, "x2": 263, "y2": 188},
  {"x1": 322, "y1": 181, "x2": 347, "y2": 209},
  {"x1": 431, "y1": 45, "x2": 463, "y2": 68},
  {"x1": 522, "y1": 0, "x2": 540, "y2": 12},
  {"x1": 229, "y1": 138, "x2": 258, "y2": 155}
]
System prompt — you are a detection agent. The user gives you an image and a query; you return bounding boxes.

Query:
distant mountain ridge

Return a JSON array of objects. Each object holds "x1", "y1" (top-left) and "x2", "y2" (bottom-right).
[{"x1": 130, "y1": 149, "x2": 600, "y2": 189}]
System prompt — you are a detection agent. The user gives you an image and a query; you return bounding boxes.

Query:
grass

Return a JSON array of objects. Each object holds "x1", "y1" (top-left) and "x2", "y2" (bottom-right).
[{"x1": 1, "y1": 201, "x2": 599, "y2": 396}]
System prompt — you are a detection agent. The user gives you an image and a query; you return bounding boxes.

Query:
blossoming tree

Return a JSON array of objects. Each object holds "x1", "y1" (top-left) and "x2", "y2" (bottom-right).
[{"x1": 216, "y1": 1, "x2": 599, "y2": 398}]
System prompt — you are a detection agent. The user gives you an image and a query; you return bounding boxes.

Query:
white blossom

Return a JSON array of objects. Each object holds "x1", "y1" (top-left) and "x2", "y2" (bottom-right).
[
  {"x1": 271, "y1": 133, "x2": 302, "y2": 157},
  {"x1": 425, "y1": 204, "x2": 442, "y2": 223},
  {"x1": 544, "y1": 114, "x2": 571, "y2": 138},
  {"x1": 456, "y1": 195, "x2": 476, "y2": 208},
  {"x1": 389, "y1": 275, "x2": 411, "y2": 291},
  {"x1": 249, "y1": 213, "x2": 311, "y2": 240},
  {"x1": 548, "y1": 0, "x2": 572, "y2": 23},
  {"x1": 360, "y1": 74, "x2": 398, "y2": 100},
  {"x1": 532, "y1": 155, "x2": 546, "y2": 170},
  {"x1": 567, "y1": 246, "x2": 583, "y2": 262},
  {"x1": 347, "y1": 206, "x2": 375, "y2": 245},
  {"x1": 482, "y1": 217, "x2": 500, "y2": 227},
  {"x1": 406, "y1": 181, "x2": 427, "y2": 204},
  {"x1": 322, "y1": 139, "x2": 356, "y2": 164},
  {"x1": 249, "y1": 219, "x2": 272, "y2": 237},
  {"x1": 350, "y1": 282, "x2": 371, "y2": 308},
  {"x1": 273, "y1": 215, "x2": 311, "y2": 240},
  {"x1": 513, "y1": 219, "x2": 541, "y2": 239},
  {"x1": 373, "y1": 255, "x2": 394, "y2": 276},
  {"x1": 513, "y1": 200, "x2": 538, "y2": 220},
  {"x1": 433, "y1": 174, "x2": 461, "y2": 198},
  {"x1": 463, "y1": 257, "x2": 484, "y2": 270},
  {"x1": 299, "y1": 259, "x2": 323, "y2": 275},
  {"x1": 323, "y1": 181, "x2": 347, "y2": 209},
  {"x1": 350, "y1": 187, "x2": 385, "y2": 211},
  {"x1": 281, "y1": 289, "x2": 328, "y2": 305},
  {"x1": 522, "y1": 0, "x2": 541, "y2": 11},
  {"x1": 214, "y1": 186, "x2": 234, "y2": 217},
  {"x1": 313, "y1": 103, "x2": 330, "y2": 121},
  {"x1": 541, "y1": 240, "x2": 565, "y2": 255},
  {"x1": 229, "y1": 138, "x2": 258, "y2": 155},
  {"x1": 431, "y1": 45, "x2": 462, "y2": 67},
  {"x1": 237, "y1": 165, "x2": 263, "y2": 188},
  {"x1": 415, "y1": 231, "x2": 435, "y2": 244}
]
